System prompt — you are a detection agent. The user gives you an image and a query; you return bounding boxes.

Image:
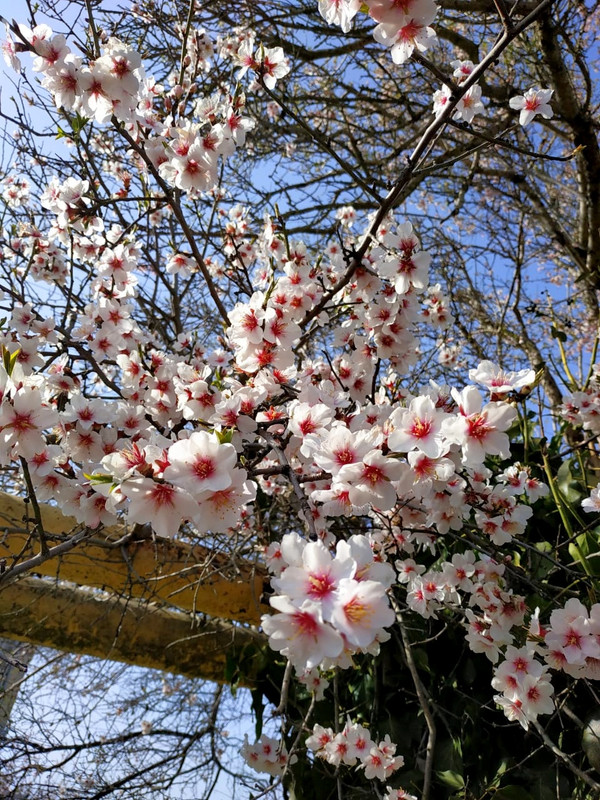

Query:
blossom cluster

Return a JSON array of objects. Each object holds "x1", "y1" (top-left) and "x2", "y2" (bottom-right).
[
  {"x1": 319, "y1": 0, "x2": 438, "y2": 64},
  {"x1": 492, "y1": 600, "x2": 600, "y2": 728},
  {"x1": 432, "y1": 59, "x2": 484, "y2": 123},
  {"x1": 543, "y1": 598, "x2": 600, "y2": 680},
  {"x1": 28, "y1": 237, "x2": 71, "y2": 285},
  {"x1": 0, "y1": 14, "x2": 590, "y2": 794},
  {"x1": 0, "y1": 183, "x2": 550, "y2": 594},
  {"x1": 561, "y1": 369, "x2": 600, "y2": 513},
  {"x1": 1, "y1": 175, "x2": 30, "y2": 208},
  {"x1": 262, "y1": 534, "x2": 395, "y2": 671},
  {"x1": 398, "y1": 548, "x2": 600, "y2": 728},
  {"x1": 306, "y1": 720, "x2": 404, "y2": 782},
  {"x1": 5, "y1": 23, "x2": 255, "y2": 198},
  {"x1": 234, "y1": 40, "x2": 291, "y2": 90},
  {"x1": 0, "y1": 197, "x2": 549, "y2": 571},
  {"x1": 492, "y1": 644, "x2": 554, "y2": 730},
  {"x1": 560, "y1": 368, "x2": 600, "y2": 435},
  {"x1": 7, "y1": 23, "x2": 146, "y2": 123},
  {"x1": 240, "y1": 734, "x2": 296, "y2": 777},
  {"x1": 242, "y1": 719, "x2": 411, "y2": 797},
  {"x1": 395, "y1": 548, "x2": 527, "y2": 659},
  {"x1": 318, "y1": 1, "x2": 553, "y2": 129}
]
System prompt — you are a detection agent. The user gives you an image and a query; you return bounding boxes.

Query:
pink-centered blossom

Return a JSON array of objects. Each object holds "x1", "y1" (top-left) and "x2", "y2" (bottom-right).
[
  {"x1": 121, "y1": 477, "x2": 199, "y2": 538},
  {"x1": 318, "y1": 0, "x2": 361, "y2": 32},
  {"x1": 469, "y1": 360, "x2": 536, "y2": 398},
  {"x1": 368, "y1": 0, "x2": 437, "y2": 23},
  {"x1": 494, "y1": 673, "x2": 554, "y2": 729},
  {"x1": 313, "y1": 426, "x2": 382, "y2": 475},
  {"x1": 271, "y1": 539, "x2": 356, "y2": 616},
  {"x1": 194, "y1": 468, "x2": 256, "y2": 533},
  {"x1": 255, "y1": 45, "x2": 290, "y2": 90},
  {"x1": 582, "y1": 482, "x2": 600, "y2": 513},
  {"x1": 453, "y1": 83, "x2": 484, "y2": 124},
  {"x1": 0, "y1": 388, "x2": 58, "y2": 462},
  {"x1": 509, "y1": 87, "x2": 553, "y2": 127},
  {"x1": 388, "y1": 395, "x2": 446, "y2": 457},
  {"x1": 443, "y1": 386, "x2": 516, "y2": 465},
  {"x1": 329, "y1": 578, "x2": 395, "y2": 648},
  {"x1": 337, "y1": 449, "x2": 403, "y2": 510},
  {"x1": 261, "y1": 596, "x2": 344, "y2": 670},
  {"x1": 163, "y1": 431, "x2": 237, "y2": 497},
  {"x1": 373, "y1": 17, "x2": 437, "y2": 64},
  {"x1": 545, "y1": 598, "x2": 600, "y2": 665}
]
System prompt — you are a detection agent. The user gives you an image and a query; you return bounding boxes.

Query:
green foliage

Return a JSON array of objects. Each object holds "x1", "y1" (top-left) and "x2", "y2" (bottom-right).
[
  {"x1": 56, "y1": 112, "x2": 89, "y2": 141},
  {"x1": 555, "y1": 460, "x2": 584, "y2": 505},
  {"x1": 1, "y1": 344, "x2": 19, "y2": 376}
]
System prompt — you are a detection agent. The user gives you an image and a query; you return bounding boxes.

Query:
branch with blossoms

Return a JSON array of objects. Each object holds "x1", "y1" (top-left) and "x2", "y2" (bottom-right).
[
  {"x1": 274, "y1": 4, "x2": 557, "y2": 335},
  {"x1": 0, "y1": 2, "x2": 600, "y2": 799}
]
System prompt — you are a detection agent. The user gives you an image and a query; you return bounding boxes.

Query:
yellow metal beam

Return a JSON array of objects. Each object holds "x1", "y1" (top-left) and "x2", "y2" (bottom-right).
[
  {"x1": 0, "y1": 492, "x2": 267, "y2": 624},
  {"x1": 0, "y1": 576, "x2": 264, "y2": 684}
]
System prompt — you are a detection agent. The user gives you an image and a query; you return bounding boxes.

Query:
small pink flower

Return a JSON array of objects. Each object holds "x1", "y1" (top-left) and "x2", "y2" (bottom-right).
[
  {"x1": 262, "y1": 596, "x2": 344, "y2": 670},
  {"x1": 509, "y1": 87, "x2": 553, "y2": 127},
  {"x1": 163, "y1": 431, "x2": 237, "y2": 497},
  {"x1": 329, "y1": 578, "x2": 395, "y2": 648}
]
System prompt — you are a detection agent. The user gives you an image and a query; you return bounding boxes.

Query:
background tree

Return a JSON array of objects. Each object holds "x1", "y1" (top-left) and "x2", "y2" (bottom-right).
[{"x1": 0, "y1": 1, "x2": 599, "y2": 799}]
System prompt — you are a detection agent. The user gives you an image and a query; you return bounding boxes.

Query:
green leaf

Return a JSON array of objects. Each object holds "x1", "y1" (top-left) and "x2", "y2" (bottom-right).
[
  {"x1": 215, "y1": 428, "x2": 234, "y2": 444},
  {"x1": 411, "y1": 647, "x2": 430, "y2": 674},
  {"x1": 434, "y1": 736, "x2": 463, "y2": 773},
  {"x1": 437, "y1": 770, "x2": 465, "y2": 789},
  {"x1": 70, "y1": 112, "x2": 89, "y2": 135},
  {"x1": 212, "y1": 367, "x2": 224, "y2": 390},
  {"x1": 2, "y1": 345, "x2": 19, "y2": 376},
  {"x1": 8, "y1": 347, "x2": 20, "y2": 375},
  {"x1": 488, "y1": 759, "x2": 509, "y2": 788},
  {"x1": 526, "y1": 541, "x2": 555, "y2": 580},
  {"x1": 555, "y1": 459, "x2": 583, "y2": 504},
  {"x1": 569, "y1": 531, "x2": 600, "y2": 576},
  {"x1": 224, "y1": 652, "x2": 240, "y2": 692},
  {"x1": 83, "y1": 472, "x2": 115, "y2": 484},
  {"x1": 544, "y1": 430, "x2": 562, "y2": 458}
]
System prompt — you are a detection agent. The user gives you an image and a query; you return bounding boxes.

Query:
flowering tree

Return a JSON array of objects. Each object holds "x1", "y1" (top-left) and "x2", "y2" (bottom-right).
[{"x1": 1, "y1": 1, "x2": 600, "y2": 799}]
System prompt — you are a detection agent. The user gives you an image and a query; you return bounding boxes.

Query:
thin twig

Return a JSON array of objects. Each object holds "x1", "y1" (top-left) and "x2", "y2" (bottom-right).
[
  {"x1": 258, "y1": 79, "x2": 383, "y2": 205},
  {"x1": 177, "y1": 0, "x2": 196, "y2": 89},
  {"x1": 274, "y1": 660, "x2": 293, "y2": 715},
  {"x1": 532, "y1": 720, "x2": 600, "y2": 795},
  {"x1": 492, "y1": 0, "x2": 515, "y2": 30},
  {"x1": 0, "y1": 527, "x2": 94, "y2": 587},
  {"x1": 397, "y1": 609, "x2": 436, "y2": 800},
  {"x1": 298, "y1": 0, "x2": 555, "y2": 332},
  {"x1": 83, "y1": 0, "x2": 101, "y2": 57},
  {"x1": 19, "y1": 457, "x2": 48, "y2": 556},
  {"x1": 0, "y1": 647, "x2": 28, "y2": 673},
  {"x1": 114, "y1": 122, "x2": 231, "y2": 326},
  {"x1": 440, "y1": 119, "x2": 580, "y2": 164},
  {"x1": 259, "y1": 431, "x2": 318, "y2": 539}
]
